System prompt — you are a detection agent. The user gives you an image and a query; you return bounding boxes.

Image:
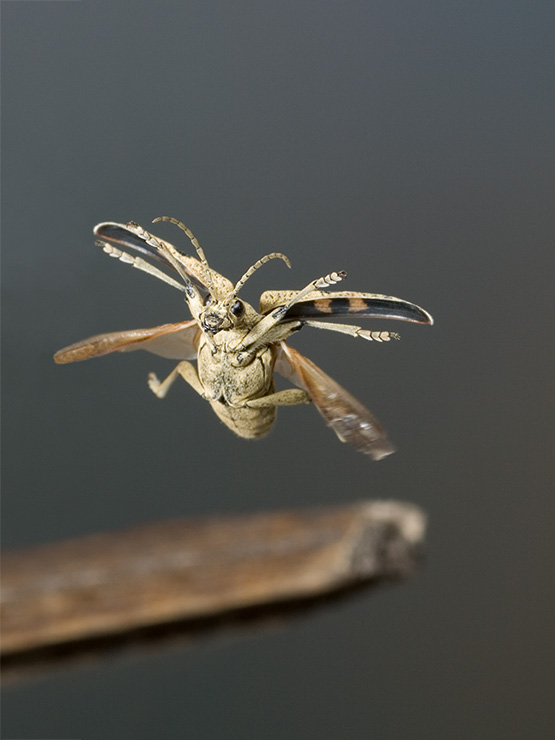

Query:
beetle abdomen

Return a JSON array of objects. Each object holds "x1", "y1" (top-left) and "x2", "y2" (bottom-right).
[{"x1": 209, "y1": 400, "x2": 276, "y2": 439}]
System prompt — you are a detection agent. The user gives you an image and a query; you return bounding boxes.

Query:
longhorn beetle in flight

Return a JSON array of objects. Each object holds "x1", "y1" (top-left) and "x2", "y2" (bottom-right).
[{"x1": 54, "y1": 217, "x2": 433, "y2": 460}]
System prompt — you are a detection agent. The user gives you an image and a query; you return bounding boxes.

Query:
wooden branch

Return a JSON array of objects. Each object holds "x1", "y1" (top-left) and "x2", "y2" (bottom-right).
[{"x1": 1, "y1": 500, "x2": 425, "y2": 665}]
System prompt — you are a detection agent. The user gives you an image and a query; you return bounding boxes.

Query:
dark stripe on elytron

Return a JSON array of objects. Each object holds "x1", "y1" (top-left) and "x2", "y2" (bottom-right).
[{"x1": 282, "y1": 297, "x2": 430, "y2": 323}]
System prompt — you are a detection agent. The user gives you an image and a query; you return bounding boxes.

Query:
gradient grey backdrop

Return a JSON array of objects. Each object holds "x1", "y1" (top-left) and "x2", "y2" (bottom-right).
[{"x1": 2, "y1": 1, "x2": 554, "y2": 738}]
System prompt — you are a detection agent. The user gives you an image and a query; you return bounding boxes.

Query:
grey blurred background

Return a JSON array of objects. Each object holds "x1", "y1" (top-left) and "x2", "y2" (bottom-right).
[{"x1": 2, "y1": 1, "x2": 554, "y2": 738}]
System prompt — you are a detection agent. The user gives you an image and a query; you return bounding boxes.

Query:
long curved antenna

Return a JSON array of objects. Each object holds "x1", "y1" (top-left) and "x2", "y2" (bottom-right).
[
  {"x1": 153, "y1": 216, "x2": 213, "y2": 294},
  {"x1": 125, "y1": 221, "x2": 197, "y2": 297},
  {"x1": 233, "y1": 253, "x2": 291, "y2": 295}
]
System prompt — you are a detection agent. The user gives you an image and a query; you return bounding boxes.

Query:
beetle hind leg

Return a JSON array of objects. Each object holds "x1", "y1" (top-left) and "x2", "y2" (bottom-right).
[
  {"x1": 148, "y1": 361, "x2": 205, "y2": 399},
  {"x1": 148, "y1": 367, "x2": 180, "y2": 399},
  {"x1": 246, "y1": 388, "x2": 311, "y2": 408}
]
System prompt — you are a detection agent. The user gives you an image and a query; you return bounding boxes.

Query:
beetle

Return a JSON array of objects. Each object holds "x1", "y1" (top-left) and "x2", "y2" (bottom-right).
[{"x1": 54, "y1": 217, "x2": 433, "y2": 460}]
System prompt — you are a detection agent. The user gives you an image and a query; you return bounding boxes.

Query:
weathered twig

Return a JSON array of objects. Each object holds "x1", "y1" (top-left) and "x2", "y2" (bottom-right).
[{"x1": 1, "y1": 500, "x2": 425, "y2": 671}]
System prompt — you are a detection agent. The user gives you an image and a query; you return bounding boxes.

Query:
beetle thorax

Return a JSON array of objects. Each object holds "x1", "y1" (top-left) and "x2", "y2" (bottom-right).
[{"x1": 197, "y1": 331, "x2": 274, "y2": 405}]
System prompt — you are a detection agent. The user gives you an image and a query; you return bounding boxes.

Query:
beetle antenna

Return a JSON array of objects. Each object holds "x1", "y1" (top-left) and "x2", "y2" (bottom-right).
[
  {"x1": 125, "y1": 221, "x2": 198, "y2": 298},
  {"x1": 233, "y1": 253, "x2": 291, "y2": 295},
  {"x1": 153, "y1": 216, "x2": 214, "y2": 294}
]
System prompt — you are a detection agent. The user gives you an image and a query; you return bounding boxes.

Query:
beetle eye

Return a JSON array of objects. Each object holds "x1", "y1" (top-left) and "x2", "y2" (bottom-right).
[
  {"x1": 230, "y1": 299, "x2": 244, "y2": 317},
  {"x1": 203, "y1": 294, "x2": 212, "y2": 306}
]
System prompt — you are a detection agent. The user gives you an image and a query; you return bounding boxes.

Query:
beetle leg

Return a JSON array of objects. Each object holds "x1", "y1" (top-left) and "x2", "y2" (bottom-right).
[
  {"x1": 246, "y1": 389, "x2": 311, "y2": 408},
  {"x1": 148, "y1": 361, "x2": 205, "y2": 399}
]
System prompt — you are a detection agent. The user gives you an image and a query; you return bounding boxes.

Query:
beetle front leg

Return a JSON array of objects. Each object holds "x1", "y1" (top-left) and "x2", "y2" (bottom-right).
[
  {"x1": 148, "y1": 361, "x2": 205, "y2": 399},
  {"x1": 246, "y1": 388, "x2": 311, "y2": 408}
]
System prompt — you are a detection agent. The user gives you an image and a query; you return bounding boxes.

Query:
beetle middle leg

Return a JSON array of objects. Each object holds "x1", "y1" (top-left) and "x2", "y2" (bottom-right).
[
  {"x1": 246, "y1": 388, "x2": 311, "y2": 408},
  {"x1": 148, "y1": 361, "x2": 205, "y2": 399}
]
